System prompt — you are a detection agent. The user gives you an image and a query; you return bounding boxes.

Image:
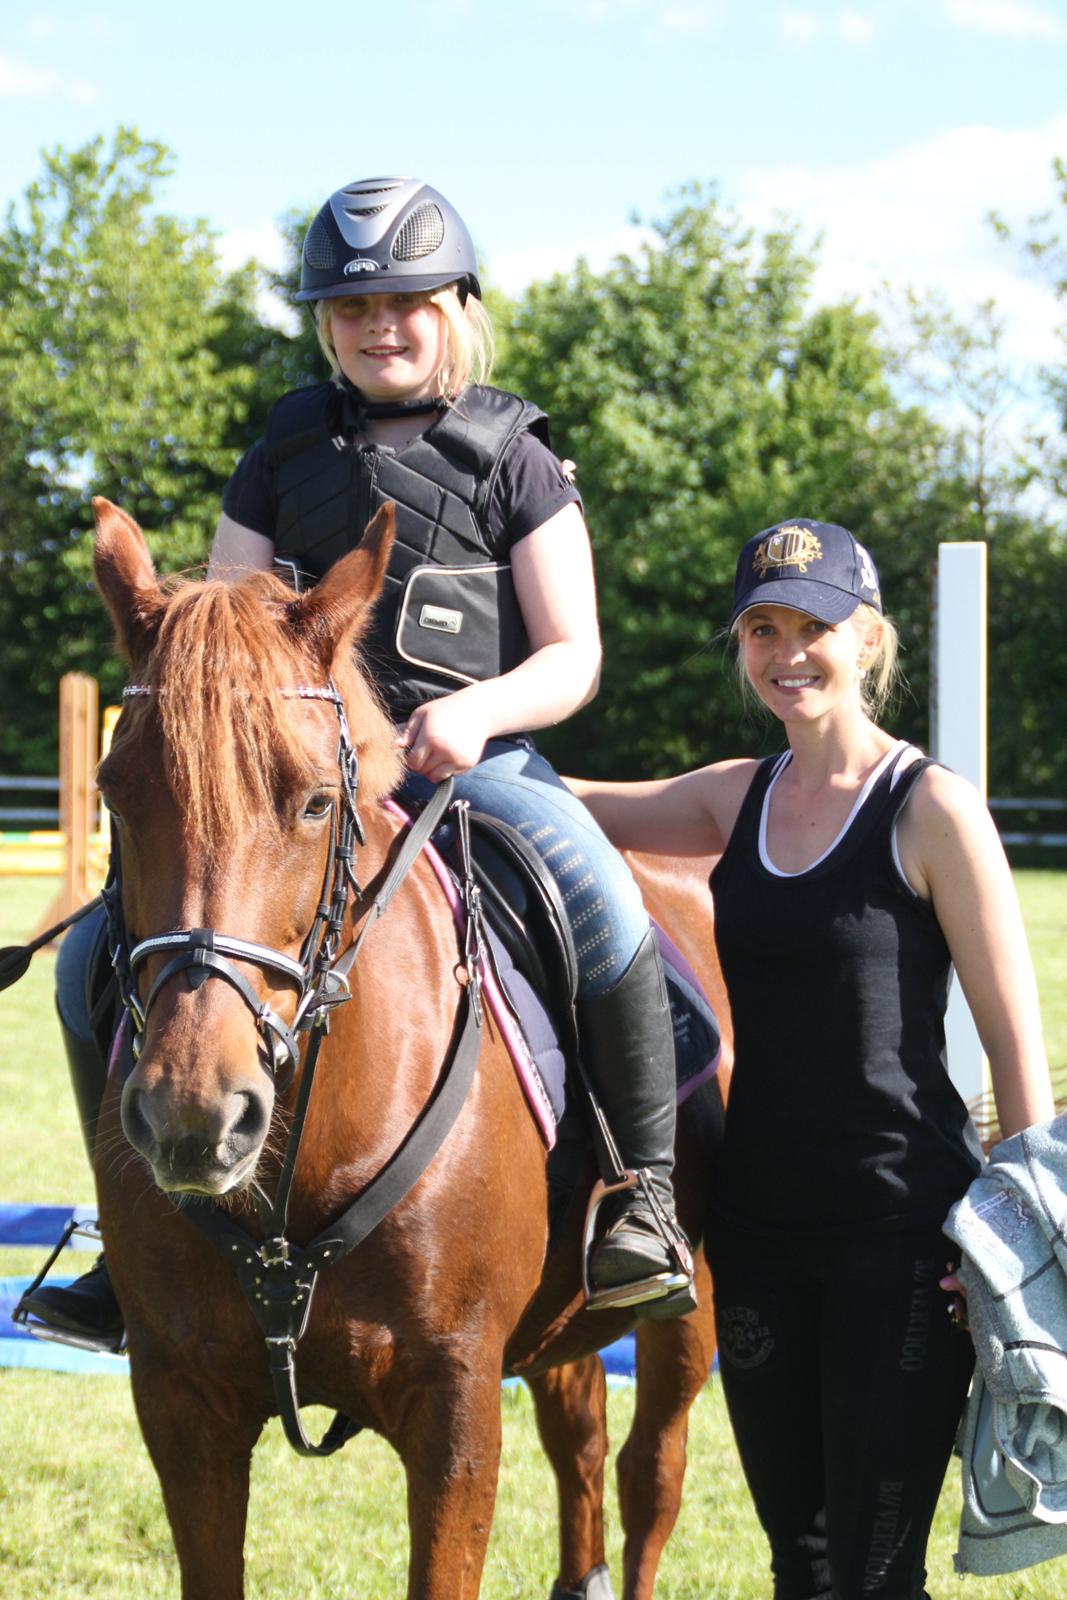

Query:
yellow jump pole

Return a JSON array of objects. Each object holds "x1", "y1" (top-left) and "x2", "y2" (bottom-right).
[{"x1": 31, "y1": 673, "x2": 99, "y2": 938}]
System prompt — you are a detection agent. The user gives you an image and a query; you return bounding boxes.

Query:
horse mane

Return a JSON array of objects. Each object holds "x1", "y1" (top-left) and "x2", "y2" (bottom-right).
[{"x1": 114, "y1": 571, "x2": 402, "y2": 854}]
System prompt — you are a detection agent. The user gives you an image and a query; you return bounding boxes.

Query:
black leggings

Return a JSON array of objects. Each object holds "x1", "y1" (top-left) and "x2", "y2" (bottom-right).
[{"x1": 708, "y1": 1219, "x2": 974, "y2": 1600}]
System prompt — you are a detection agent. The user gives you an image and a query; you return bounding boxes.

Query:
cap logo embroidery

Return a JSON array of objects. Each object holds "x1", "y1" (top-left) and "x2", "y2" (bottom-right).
[{"x1": 753, "y1": 526, "x2": 823, "y2": 577}]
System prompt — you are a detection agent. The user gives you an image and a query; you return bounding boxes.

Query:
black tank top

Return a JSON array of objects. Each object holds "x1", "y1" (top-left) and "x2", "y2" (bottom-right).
[{"x1": 710, "y1": 744, "x2": 982, "y2": 1234}]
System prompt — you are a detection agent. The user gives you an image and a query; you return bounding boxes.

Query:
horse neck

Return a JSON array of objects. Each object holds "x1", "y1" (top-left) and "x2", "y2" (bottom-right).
[{"x1": 284, "y1": 799, "x2": 467, "y2": 1223}]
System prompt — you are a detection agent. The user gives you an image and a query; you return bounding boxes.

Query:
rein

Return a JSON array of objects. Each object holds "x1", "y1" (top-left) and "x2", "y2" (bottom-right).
[{"x1": 106, "y1": 679, "x2": 486, "y2": 1456}]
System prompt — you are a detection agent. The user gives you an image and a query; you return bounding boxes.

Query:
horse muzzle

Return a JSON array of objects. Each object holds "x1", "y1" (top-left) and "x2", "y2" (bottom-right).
[{"x1": 121, "y1": 1073, "x2": 272, "y2": 1195}]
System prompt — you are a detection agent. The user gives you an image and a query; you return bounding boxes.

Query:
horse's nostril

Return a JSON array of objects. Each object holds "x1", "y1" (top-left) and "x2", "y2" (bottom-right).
[
  {"x1": 121, "y1": 1086, "x2": 152, "y2": 1151},
  {"x1": 231, "y1": 1091, "x2": 269, "y2": 1148}
]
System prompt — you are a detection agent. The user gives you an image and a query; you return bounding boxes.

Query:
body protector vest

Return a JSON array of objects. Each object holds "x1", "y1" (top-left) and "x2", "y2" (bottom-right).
[{"x1": 265, "y1": 382, "x2": 550, "y2": 721}]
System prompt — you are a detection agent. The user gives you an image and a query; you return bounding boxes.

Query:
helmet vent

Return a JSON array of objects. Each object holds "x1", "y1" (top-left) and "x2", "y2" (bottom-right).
[
  {"x1": 304, "y1": 215, "x2": 338, "y2": 272},
  {"x1": 343, "y1": 203, "x2": 389, "y2": 219},
  {"x1": 393, "y1": 203, "x2": 446, "y2": 262},
  {"x1": 346, "y1": 182, "x2": 403, "y2": 196}
]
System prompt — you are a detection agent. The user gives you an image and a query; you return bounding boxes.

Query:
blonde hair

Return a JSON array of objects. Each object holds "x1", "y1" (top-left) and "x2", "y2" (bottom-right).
[
  {"x1": 734, "y1": 604, "x2": 901, "y2": 722},
  {"x1": 314, "y1": 284, "x2": 495, "y2": 399}
]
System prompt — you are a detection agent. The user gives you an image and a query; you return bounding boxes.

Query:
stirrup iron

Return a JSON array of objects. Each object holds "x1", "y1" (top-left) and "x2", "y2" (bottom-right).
[
  {"x1": 581, "y1": 1170, "x2": 694, "y2": 1313},
  {"x1": 11, "y1": 1218, "x2": 127, "y2": 1358}
]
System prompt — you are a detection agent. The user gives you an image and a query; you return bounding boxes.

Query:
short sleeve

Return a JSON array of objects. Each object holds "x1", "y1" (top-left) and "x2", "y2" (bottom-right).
[
  {"x1": 486, "y1": 430, "x2": 583, "y2": 554},
  {"x1": 221, "y1": 439, "x2": 277, "y2": 539}
]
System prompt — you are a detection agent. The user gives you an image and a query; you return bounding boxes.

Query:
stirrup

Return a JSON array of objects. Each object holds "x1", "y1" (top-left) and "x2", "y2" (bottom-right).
[
  {"x1": 581, "y1": 1170, "x2": 694, "y2": 1313},
  {"x1": 11, "y1": 1218, "x2": 127, "y2": 1359}
]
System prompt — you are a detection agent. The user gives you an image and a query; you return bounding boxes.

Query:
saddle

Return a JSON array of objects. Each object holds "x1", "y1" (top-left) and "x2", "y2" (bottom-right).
[{"x1": 426, "y1": 807, "x2": 722, "y2": 1241}]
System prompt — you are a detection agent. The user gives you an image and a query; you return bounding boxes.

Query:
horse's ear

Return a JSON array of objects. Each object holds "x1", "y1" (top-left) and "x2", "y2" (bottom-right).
[
  {"x1": 91, "y1": 497, "x2": 165, "y2": 661},
  {"x1": 293, "y1": 502, "x2": 396, "y2": 666}
]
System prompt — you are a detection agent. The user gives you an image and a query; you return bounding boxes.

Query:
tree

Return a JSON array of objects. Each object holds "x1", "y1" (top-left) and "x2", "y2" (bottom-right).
[
  {"x1": 0, "y1": 129, "x2": 321, "y2": 771},
  {"x1": 497, "y1": 187, "x2": 962, "y2": 779}
]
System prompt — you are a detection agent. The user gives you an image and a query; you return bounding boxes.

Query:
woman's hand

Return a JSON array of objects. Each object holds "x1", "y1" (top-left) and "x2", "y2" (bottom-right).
[
  {"x1": 399, "y1": 691, "x2": 494, "y2": 783},
  {"x1": 939, "y1": 1267, "x2": 969, "y2": 1330}
]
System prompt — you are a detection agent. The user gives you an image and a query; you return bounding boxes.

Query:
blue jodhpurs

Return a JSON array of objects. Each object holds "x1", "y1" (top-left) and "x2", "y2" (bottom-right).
[{"x1": 401, "y1": 738, "x2": 651, "y2": 998}]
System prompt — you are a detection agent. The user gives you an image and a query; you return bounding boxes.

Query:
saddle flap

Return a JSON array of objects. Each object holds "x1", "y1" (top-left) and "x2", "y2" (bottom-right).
[{"x1": 464, "y1": 810, "x2": 580, "y2": 1026}]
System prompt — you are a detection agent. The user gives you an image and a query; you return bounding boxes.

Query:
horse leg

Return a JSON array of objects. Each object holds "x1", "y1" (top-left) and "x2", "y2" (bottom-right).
[
  {"x1": 129, "y1": 1357, "x2": 263, "y2": 1600},
  {"x1": 400, "y1": 1365, "x2": 510, "y2": 1600},
  {"x1": 526, "y1": 1356, "x2": 613, "y2": 1599},
  {"x1": 617, "y1": 1256, "x2": 717, "y2": 1600}
]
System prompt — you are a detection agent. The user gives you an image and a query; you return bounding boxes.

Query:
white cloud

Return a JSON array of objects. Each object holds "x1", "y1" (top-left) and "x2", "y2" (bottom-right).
[
  {"x1": 487, "y1": 224, "x2": 655, "y2": 295},
  {"x1": 780, "y1": 6, "x2": 877, "y2": 43},
  {"x1": 941, "y1": 0, "x2": 1067, "y2": 40},
  {"x1": 839, "y1": 8, "x2": 876, "y2": 42},
  {"x1": 215, "y1": 224, "x2": 289, "y2": 276},
  {"x1": 0, "y1": 52, "x2": 97, "y2": 103},
  {"x1": 781, "y1": 7, "x2": 821, "y2": 40},
  {"x1": 737, "y1": 117, "x2": 1067, "y2": 367},
  {"x1": 24, "y1": 12, "x2": 114, "y2": 41},
  {"x1": 537, "y1": 0, "x2": 721, "y2": 28},
  {"x1": 216, "y1": 225, "x2": 299, "y2": 333},
  {"x1": 487, "y1": 119, "x2": 1067, "y2": 383}
]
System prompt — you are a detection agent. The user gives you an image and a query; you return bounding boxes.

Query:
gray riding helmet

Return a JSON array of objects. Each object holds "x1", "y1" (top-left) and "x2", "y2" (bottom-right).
[{"x1": 295, "y1": 177, "x2": 482, "y2": 303}]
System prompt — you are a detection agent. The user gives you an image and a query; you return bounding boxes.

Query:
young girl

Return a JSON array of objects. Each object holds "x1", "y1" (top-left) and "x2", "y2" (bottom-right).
[
  {"x1": 568, "y1": 517, "x2": 1054, "y2": 1598},
  {"x1": 24, "y1": 176, "x2": 693, "y2": 1346}
]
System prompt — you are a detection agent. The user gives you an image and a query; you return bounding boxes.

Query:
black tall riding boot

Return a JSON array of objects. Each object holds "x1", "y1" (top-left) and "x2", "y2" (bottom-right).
[
  {"x1": 17, "y1": 1008, "x2": 124, "y2": 1348},
  {"x1": 577, "y1": 929, "x2": 696, "y2": 1319}
]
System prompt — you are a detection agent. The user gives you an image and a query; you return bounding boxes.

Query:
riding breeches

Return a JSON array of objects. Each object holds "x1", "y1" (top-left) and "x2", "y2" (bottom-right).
[
  {"x1": 707, "y1": 1217, "x2": 974, "y2": 1600},
  {"x1": 401, "y1": 738, "x2": 651, "y2": 998}
]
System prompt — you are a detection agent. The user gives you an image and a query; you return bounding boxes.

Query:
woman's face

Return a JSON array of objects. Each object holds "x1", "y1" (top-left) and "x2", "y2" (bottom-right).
[
  {"x1": 327, "y1": 291, "x2": 446, "y2": 401},
  {"x1": 738, "y1": 604, "x2": 875, "y2": 724}
]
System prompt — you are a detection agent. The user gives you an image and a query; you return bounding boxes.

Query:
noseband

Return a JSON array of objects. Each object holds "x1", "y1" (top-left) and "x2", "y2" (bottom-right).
[{"x1": 104, "y1": 683, "x2": 364, "y2": 1093}]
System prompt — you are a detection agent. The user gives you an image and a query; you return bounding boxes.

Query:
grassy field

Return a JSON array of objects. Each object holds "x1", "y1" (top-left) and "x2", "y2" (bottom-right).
[{"x1": 1, "y1": 871, "x2": 1066, "y2": 1598}]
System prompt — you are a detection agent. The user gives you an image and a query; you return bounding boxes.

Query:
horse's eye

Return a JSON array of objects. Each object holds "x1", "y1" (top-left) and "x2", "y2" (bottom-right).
[{"x1": 302, "y1": 791, "x2": 333, "y2": 821}]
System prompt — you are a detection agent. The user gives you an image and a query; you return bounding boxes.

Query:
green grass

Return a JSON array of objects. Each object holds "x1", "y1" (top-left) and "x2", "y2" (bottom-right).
[{"x1": 2, "y1": 871, "x2": 1067, "y2": 1597}]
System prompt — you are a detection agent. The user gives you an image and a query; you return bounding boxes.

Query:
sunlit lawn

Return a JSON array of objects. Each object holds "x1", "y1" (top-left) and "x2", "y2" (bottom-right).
[{"x1": 2, "y1": 871, "x2": 1066, "y2": 1597}]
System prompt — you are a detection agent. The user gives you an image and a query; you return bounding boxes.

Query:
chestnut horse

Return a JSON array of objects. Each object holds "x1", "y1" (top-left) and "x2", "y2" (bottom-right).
[{"x1": 86, "y1": 496, "x2": 730, "y2": 1600}]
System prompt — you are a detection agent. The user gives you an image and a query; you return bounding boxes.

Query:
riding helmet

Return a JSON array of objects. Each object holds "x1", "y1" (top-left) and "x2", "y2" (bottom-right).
[{"x1": 295, "y1": 177, "x2": 482, "y2": 303}]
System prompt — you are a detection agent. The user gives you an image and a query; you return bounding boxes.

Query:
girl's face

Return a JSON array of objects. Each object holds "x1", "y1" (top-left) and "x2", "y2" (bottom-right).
[
  {"x1": 738, "y1": 604, "x2": 876, "y2": 724},
  {"x1": 328, "y1": 292, "x2": 446, "y2": 402}
]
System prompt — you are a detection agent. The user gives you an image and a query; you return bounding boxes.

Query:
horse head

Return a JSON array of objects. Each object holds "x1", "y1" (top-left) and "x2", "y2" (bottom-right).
[{"x1": 91, "y1": 497, "x2": 403, "y2": 1197}]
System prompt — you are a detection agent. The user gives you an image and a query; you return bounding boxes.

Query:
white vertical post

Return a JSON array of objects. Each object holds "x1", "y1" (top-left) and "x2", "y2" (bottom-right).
[{"x1": 933, "y1": 543, "x2": 988, "y2": 1113}]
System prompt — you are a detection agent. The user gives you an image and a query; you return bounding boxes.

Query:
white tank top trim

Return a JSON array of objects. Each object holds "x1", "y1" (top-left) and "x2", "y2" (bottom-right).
[{"x1": 758, "y1": 741, "x2": 916, "y2": 878}]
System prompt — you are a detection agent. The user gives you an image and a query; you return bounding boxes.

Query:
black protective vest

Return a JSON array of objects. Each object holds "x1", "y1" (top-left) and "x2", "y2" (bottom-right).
[{"x1": 265, "y1": 382, "x2": 550, "y2": 720}]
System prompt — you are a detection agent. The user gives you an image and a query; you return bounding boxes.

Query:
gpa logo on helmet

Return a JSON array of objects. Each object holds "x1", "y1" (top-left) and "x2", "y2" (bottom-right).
[
  {"x1": 343, "y1": 258, "x2": 380, "y2": 276},
  {"x1": 753, "y1": 525, "x2": 823, "y2": 578}
]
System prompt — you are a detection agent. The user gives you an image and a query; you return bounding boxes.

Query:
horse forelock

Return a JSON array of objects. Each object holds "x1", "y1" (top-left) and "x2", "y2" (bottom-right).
[{"x1": 135, "y1": 572, "x2": 401, "y2": 855}]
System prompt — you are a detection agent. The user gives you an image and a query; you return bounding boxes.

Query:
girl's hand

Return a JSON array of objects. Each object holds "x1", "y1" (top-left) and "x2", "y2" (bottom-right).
[{"x1": 399, "y1": 693, "x2": 492, "y2": 783}]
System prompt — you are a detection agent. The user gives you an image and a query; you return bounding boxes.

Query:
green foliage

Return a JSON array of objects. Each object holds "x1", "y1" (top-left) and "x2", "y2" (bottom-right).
[
  {"x1": 0, "y1": 129, "x2": 322, "y2": 773},
  {"x1": 496, "y1": 187, "x2": 967, "y2": 778}
]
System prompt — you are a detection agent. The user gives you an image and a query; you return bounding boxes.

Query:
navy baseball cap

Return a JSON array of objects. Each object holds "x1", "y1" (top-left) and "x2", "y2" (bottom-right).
[{"x1": 729, "y1": 519, "x2": 882, "y2": 628}]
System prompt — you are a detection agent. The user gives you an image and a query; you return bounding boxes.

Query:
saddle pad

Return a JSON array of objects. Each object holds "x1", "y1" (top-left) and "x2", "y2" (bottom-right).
[{"x1": 384, "y1": 800, "x2": 722, "y2": 1150}]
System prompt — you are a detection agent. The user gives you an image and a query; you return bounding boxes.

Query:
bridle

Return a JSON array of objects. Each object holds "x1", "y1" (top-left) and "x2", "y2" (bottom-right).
[
  {"x1": 104, "y1": 682, "x2": 368, "y2": 1092},
  {"x1": 105, "y1": 676, "x2": 484, "y2": 1458}
]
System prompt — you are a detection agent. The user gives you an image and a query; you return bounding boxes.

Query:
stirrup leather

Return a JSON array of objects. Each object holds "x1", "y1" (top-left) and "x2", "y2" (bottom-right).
[
  {"x1": 581, "y1": 1169, "x2": 694, "y2": 1313},
  {"x1": 11, "y1": 1218, "x2": 127, "y2": 1358}
]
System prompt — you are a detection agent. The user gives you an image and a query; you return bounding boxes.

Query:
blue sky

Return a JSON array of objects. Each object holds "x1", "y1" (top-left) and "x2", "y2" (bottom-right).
[{"x1": 2, "y1": 0, "x2": 1066, "y2": 375}]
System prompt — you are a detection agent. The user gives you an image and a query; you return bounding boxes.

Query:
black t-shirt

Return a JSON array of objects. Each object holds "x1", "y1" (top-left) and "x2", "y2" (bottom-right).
[{"x1": 222, "y1": 421, "x2": 581, "y2": 557}]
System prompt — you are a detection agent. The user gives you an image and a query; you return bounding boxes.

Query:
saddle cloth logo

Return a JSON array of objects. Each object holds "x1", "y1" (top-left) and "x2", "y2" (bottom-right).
[{"x1": 753, "y1": 525, "x2": 823, "y2": 577}]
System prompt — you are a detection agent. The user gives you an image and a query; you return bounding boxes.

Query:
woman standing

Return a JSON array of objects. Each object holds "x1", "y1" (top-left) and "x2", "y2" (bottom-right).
[{"x1": 569, "y1": 517, "x2": 1053, "y2": 1598}]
